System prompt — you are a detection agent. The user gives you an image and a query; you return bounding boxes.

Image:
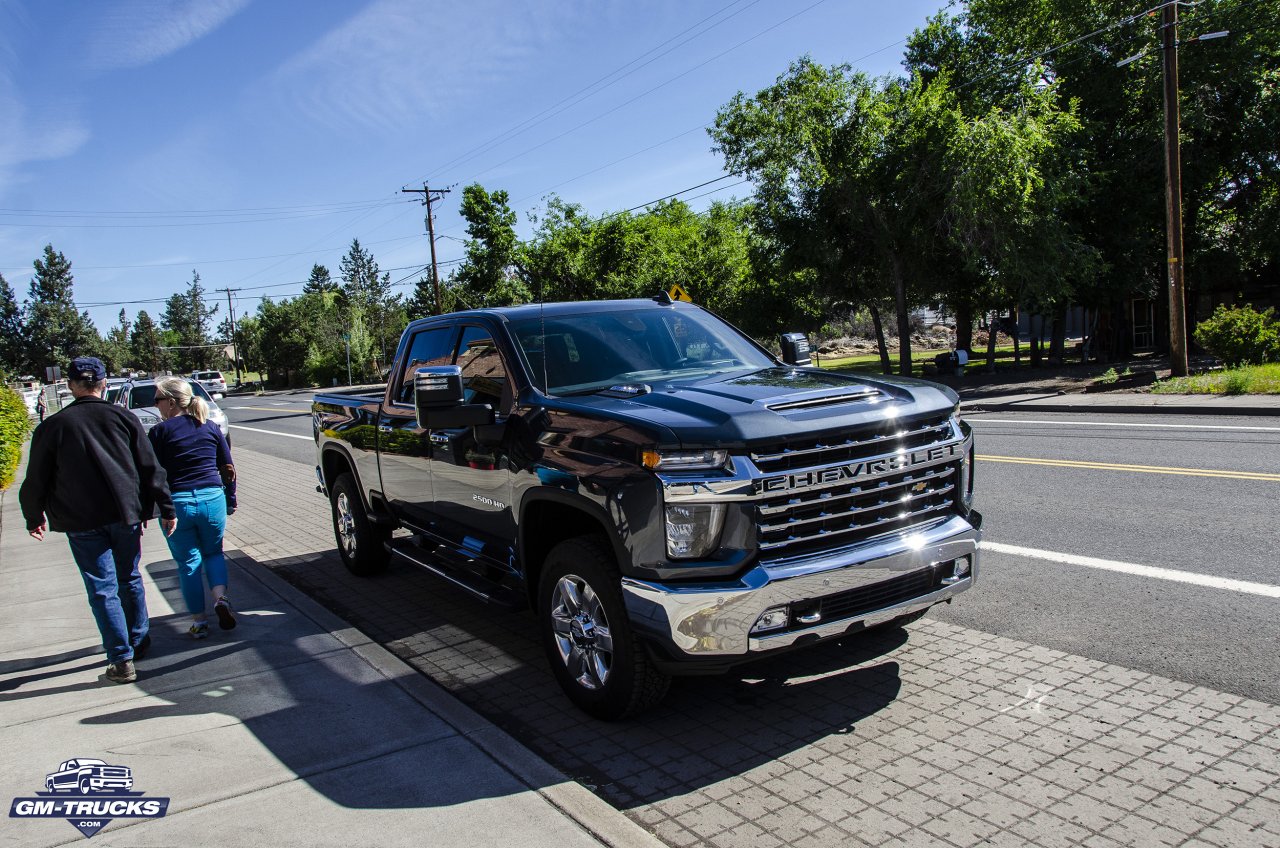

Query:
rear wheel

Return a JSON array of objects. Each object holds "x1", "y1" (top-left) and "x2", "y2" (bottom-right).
[
  {"x1": 330, "y1": 472, "x2": 391, "y2": 575},
  {"x1": 538, "y1": 537, "x2": 670, "y2": 720}
]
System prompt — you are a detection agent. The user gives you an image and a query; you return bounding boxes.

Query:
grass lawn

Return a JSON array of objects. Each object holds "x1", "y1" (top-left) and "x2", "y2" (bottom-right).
[
  {"x1": 1152, "y1": 363, "x2": 1280, "y2": 395},
  {"x1": 816, "y1": 344, "x2": 1023, "y2": 377}
]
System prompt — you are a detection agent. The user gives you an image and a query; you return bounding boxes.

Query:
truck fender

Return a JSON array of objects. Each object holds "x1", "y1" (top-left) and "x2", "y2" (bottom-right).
[
  {"x1": 319, "y1": 443, "x2": 367, "y2": 508},
  {"x1": 517, "y1": 488, "x2": 630, "y2": 602}
]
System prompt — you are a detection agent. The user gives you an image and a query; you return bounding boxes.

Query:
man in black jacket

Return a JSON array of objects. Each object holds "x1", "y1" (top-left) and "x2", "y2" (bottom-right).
[{"x1": 19, "y1": 357, "x2": 177, "y2": 684}]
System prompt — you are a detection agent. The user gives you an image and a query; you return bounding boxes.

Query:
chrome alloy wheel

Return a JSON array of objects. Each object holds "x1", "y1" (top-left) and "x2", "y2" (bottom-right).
[
  {"x1": 549, "y1": 574, "x2": 614, "y2": 691},
  {"x1": 335, "y1": 492, "x2": 357, "y2": 557}
]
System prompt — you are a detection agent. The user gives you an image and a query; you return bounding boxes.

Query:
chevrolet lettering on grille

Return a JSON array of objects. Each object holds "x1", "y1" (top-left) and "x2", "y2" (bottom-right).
[{"x1": 757, "y1": 443, "x2": 962, "y2": 494}]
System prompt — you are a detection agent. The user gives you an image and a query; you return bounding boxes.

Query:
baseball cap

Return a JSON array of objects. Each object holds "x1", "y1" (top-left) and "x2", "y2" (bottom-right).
[{"x1": 69, "y1": 356, "x2": 107, "y2": 382}]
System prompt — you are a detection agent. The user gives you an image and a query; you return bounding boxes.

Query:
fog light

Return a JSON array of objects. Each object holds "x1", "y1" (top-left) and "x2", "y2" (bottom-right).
[
  {"x1": 751, "y1": 606, "x2": 789, "y2": 634},
  {"x1": 664, "y1": 503, "x2": 725, "y2": 559},
  {"x1": 942, "y1": 555, "x2": 972, "y2": 585}
]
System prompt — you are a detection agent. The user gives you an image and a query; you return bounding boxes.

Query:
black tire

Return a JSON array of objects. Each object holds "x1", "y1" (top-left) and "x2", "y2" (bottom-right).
[
  {"x1": 538, "y1": 537, "x2": 670, "y2": 720},
  {"x1": 78, "y1": 777, "x2": 91, "y2": 795},
  {"x1": 330, "y1": 472, "x2": 391, "y2": 576}
]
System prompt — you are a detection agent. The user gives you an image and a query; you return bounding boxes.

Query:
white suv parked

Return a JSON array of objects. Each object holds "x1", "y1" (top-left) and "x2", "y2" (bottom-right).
[{"x1": 192, "y1": 370, "x2": 228, "y2": 396}]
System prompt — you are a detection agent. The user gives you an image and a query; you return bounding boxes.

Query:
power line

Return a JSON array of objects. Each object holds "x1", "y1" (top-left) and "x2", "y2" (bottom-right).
[
  {"x1": 460, "y1": 0, "x2": 835, "y2": 187},
  {"x1": 0, "y1": 199, "x2": 410, "y2": 228},
  {"x1": 0, "y1": 196, "x2": 402, "y2": 216},
  {"x1": 0, "y1": 234, "x2": 422, "y2": 274},
  {"x1": 412, "y1": 0, "x2": 764, "y2": 183}
]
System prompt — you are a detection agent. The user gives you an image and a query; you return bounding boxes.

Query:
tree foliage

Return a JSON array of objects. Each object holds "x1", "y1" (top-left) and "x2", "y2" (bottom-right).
[{"x1": 21, "y1": 245, "x2": 99, "y2": 374}]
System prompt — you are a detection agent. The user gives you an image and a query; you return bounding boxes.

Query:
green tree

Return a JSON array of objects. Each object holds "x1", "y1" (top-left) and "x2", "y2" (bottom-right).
[
  {"x1": 452, "y1": 184, "x2": 529, "y2": 307},
  {"x1": 954, "y1": 0, "x2": 1279, "y2": 356},
  {"x1": 22, "y1": 245, "x2": 97, "y2": 373},
  {"x1": 130, "y1": 310, "x2": 166, "y2": 373},
  {"x1": 303, "y1": 263, "x2": 338, "y2": 295},
  {"x1": 161, "y1": 270, "x2": 219, "y2": 373},
  {"x1": 0, "y1": 274, "x2": 23, "y2": 377},
  {"x1": 405, "y1": 275, "x2": 438, "y2": 320},
  {"x1": 711, "y1": 56, "x2": 1084, "y2": 374},
  {"x1": 100, "y1": 309, "x2": 133, "y2": 375}
]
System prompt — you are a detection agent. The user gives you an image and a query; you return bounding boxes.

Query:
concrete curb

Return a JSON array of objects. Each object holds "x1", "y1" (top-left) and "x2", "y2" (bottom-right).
[
  {"x1": 960, "y1": 396, "x2": 1280, "y2": 416},
  {"x1": 227, "y1": 549, "x2": 664, "y2": 848}
]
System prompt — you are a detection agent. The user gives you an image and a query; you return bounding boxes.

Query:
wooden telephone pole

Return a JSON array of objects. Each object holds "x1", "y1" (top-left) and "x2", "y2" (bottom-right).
[
  {"x1": 1161, "y1": 1, "x2": 1188, "y2": 378},
  {"x1": 402, "y1": 183, "x2": 451, "y2": 314}
]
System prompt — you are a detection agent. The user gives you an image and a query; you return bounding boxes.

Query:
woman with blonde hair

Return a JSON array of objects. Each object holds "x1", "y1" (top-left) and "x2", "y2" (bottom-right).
[{"x1": 148, "y1": 376, "x2": 238, "y2": 638}]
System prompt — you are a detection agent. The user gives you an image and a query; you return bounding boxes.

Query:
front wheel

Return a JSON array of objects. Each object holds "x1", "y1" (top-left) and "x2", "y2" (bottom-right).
[
  {"x1": 330, "y1": 472, "x2": 390, "y2": 576},
  {"x1": 538, "y1": 537, "x2": 670, "y2": 720}
]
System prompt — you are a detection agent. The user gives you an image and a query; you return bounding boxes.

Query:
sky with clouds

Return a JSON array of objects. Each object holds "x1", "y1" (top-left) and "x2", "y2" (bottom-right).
[{"x1": 1, "y1": 0, "x2": 944, "y2": 332}]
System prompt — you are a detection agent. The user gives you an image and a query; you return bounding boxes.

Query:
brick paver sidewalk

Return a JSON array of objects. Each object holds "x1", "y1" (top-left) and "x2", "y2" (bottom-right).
[{"x1": 227, "y1": 445, "x2": 1280, "y2": 848}]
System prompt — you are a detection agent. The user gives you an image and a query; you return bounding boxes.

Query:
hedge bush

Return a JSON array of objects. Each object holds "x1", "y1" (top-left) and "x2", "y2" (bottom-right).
[
  {"x1": 0, "y1": 385, "x2": 33, "y2": 490},
  {"x1": 1193, "y1": 304, "x2": 1280, "y2": 367}
]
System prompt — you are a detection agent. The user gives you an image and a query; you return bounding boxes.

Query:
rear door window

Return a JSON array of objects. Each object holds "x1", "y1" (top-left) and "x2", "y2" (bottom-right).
[{"x1": 395, "y1": 327, "x2": 457, "y2": 404}]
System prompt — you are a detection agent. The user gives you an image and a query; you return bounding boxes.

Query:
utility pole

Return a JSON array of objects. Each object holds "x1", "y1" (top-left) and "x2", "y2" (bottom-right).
[
  {"x1": 217, "y1": 287, "x2": 243, "y2": 386},
  {"x1": 1161, "y1": 1, "x2": 1188, "y2": 377},
  {"x1": 1118, "y1": 2, "x2": 1226, "y2": 376},
  {"x1": 402, "y1": 183, "x2": 451, "y2": 314}
]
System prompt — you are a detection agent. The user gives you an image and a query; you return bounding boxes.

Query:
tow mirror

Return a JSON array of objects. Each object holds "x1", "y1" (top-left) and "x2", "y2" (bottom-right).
[
  {"x1": 414, "y1": 366, "x2": 494, "y2": 430},
  {"x1": 779, "y1": 332, "x2": 812, "y2": 366}
]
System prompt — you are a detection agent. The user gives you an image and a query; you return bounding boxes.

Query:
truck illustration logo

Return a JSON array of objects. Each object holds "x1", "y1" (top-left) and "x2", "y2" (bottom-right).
[
  {"x1": 45, "y1": 759, "x2": 132, "y2": 795},
  {"x1": 10, "y1": 758, "x2": 169, "y2": 839}
]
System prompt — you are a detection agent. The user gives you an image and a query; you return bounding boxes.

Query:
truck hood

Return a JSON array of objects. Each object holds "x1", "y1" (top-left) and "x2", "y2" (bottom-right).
[{"x1": 549, "y1": 367, "x2": 958, "y2": 446}]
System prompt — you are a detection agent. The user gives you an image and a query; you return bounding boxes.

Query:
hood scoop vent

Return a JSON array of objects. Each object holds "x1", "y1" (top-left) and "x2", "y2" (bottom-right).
[
  {"x1": 763, "y1": 387, "x2": 883, "y2": 412},
  {"x1": 599, "y1": 383, "x2": 652, "y2": 398}
]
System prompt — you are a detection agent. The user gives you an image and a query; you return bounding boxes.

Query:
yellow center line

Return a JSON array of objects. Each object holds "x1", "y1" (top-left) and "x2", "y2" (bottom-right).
[
  {"x1": 231, "y1": 406, "x2": 313, "y2": 413},
  {"x1": 977, "y1": 454, "x2": 1280, "y2": 482}
]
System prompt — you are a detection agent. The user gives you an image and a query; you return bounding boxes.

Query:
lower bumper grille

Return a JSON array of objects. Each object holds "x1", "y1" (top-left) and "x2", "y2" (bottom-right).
[{"x1": 787, "y1": 563, "x2": 949, "y2": 630}]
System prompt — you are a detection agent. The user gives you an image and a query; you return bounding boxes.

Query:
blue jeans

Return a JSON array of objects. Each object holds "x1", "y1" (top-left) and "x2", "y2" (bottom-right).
[
  {"x1": 166, "y1": 487, "x2": 228, "y2": 616},
  {"x1": 67, "y1": 522, "x2": 149, "y2": 664}
]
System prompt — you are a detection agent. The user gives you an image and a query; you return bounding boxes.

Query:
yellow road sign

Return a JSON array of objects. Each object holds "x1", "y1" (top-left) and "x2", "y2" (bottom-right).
[{"x1": 668, "y1": 283, "x2": 692, "y2": 302}]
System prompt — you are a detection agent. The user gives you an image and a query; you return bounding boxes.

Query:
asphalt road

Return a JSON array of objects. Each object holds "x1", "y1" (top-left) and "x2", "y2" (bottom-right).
[{"x1": 220, "y1": 394, "x2": 1280, "y2": 704}]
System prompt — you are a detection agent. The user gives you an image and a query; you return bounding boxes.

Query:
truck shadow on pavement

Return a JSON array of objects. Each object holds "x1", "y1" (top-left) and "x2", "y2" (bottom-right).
[
  {"x1": 248, "y1": 546, "x2": 910, "y2": 808},
  {"x1": 66, "y1": 559, "x2": 571, "y2": 811}
]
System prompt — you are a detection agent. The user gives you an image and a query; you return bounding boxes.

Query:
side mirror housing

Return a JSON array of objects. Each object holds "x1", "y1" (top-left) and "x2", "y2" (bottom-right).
[
  {"x1": 779, "y1": 332, "x2": 812, "y2": 366},
  {"x1": 414, "y1": 366, "x2": 495, "y2": 430}
]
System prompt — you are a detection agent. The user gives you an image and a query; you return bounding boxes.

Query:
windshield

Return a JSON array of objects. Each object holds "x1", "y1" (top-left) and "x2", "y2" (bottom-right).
[
  {"x1": 128, "y1": 379, "x2": 214, "y2": 408},
  {"x1": 509, "y1": 305, "x2": 774, "y2": 396}
]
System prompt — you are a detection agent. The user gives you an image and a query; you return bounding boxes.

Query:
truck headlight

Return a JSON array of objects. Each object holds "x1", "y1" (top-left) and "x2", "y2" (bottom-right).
[
  {"x1": 664, "y1": 503, "x2": 725, "y2": 559},
  {"x1": 642, "y1": 449, "x2": 729, "y2": 472}
]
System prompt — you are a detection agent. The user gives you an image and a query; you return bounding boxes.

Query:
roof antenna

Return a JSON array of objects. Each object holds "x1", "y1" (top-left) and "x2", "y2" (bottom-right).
[
  {"x1": 654, "y1": 289, "x2": 674, "y2": 305},
  {"x1": 539, "y1": 275, "x2": 548, "y2": 394}
]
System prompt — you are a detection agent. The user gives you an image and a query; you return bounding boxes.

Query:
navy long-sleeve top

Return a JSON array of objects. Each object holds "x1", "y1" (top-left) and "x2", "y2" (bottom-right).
[{"x1": 148, "y1": 414, "x2": 235, "y2": 497}]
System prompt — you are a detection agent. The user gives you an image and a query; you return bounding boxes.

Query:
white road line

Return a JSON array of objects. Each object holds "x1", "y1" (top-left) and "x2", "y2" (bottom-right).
[
  {"x1": 229, "y1": 424, "x2": 312, "y2": 441},
  {"x1": 982, "y1": 541, "x2": 1280, "y2": 599},
  {"x1": 970, "y1": 418, "x2": 1280, "y2": 432}
]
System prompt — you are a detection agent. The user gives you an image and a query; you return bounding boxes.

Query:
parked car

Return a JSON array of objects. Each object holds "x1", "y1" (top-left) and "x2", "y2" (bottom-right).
[
  {"x1": 313, "y1": 296, "x2": 980, "y2": 718},
  {"x1": 191, "y1": 370, "x2": 228, "y2": 397},
  {"x1": 114, "y1": 377, "x2": 230, "y2": 441},
  {"x1": 104, "y1": 377, "x2": 129, "y2": 404},
  {"x1": 44, "y1": 758, "x2": 132, "y2": 794}
]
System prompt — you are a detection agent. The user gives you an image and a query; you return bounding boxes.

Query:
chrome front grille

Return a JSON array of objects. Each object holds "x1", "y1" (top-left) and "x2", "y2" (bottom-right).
[
  {"x1": 757, "y1": 465, "x2": 958, "y2": 558},
  {"x1": 750, "y1": 412, "x2": 954, "y2": 473},
  {"x1": 751, "y1": 412, "x2": 961, "y2": 560}
]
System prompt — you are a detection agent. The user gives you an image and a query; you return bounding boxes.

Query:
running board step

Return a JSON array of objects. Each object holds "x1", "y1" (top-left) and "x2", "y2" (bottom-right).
[{"x1": 384, "y1": 538, "x2": 523, "y2": 609}]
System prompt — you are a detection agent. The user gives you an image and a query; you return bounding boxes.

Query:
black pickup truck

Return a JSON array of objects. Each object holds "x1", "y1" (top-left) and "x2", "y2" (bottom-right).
[{"x1": 313, "y1": 296, "x2": 981, "y2": 718}]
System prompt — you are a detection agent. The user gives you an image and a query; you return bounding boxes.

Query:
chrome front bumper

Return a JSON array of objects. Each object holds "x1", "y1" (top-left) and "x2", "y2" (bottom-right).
[{"x1": 621, "y1": 514, "x2": 980, "y2": 657}]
